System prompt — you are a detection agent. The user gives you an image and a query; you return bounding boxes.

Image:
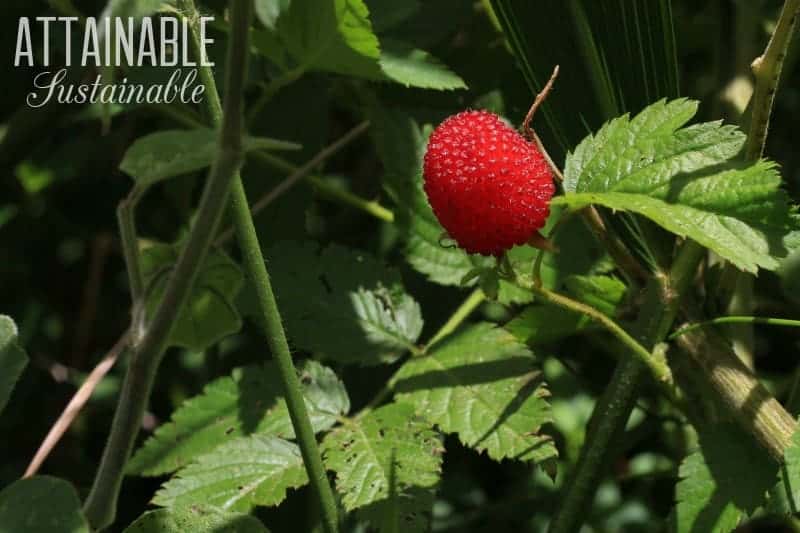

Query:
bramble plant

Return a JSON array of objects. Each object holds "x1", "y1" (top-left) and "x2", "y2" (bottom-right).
[{"x1": 4, "y1": 0, "x2": 800, "y2": 532}]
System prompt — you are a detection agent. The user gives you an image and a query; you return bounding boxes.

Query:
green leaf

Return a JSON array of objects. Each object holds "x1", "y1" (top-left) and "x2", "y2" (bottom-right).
[
  {"x1": 670, "y1": 424, "x2": 777, "y2": 533},
  {"x1": 128, "y1": 360, "x2": 349, "y2": 476},
  {"x1": 153, "y1": 435, "x2": 308, "y2": 512},
  {"x1": 0, "y1": 476, "x2": 89, "y2": 533},
  {"x1": 556, "y1": 99, "x2": 800, "y2": 273},
  {"x1": 254, "y1": 0, "x2": 291, "y2": 30},
  {"x1": 323, "y1": 403, "x2": 443, "y2": 532},
  {"x1": 277, "y1": 0, "x2": 381, "y2": 78},
  {"x1": 141, "y1": 243, "x2": 244, "y2": 351},
  {"x1": 394, "y1": 323, "x2": 556, "y2": 463},
  {"x1": 120, "y1": 129, "x2": 299, "y2": 187},
  {"x1": 366, "y1": 0, "x2": 420, "y2": 32},
  {"x1": 0, "y1": 315, "x2": 28, "y2": 414},
  {"x1": 378, "y1": 40, "x2": 466, "y2": 90},
  {"x1": 123, "y1": 506, "x2": 269, "y2": 533},
  {"x1": 266, "y1": 241, "x2": 423, "y2": 365},
  {"x1": 768, "y1": 421, "x2": 800, "y2": 515},
  {"x1": 275, "y1": 0, "x2": 464, "y2": 90}
]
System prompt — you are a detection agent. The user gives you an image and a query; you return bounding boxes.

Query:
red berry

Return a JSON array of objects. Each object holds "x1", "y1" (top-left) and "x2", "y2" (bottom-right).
[{"x1": 422, "y1": 110, "x2": 556, "y2": 256}]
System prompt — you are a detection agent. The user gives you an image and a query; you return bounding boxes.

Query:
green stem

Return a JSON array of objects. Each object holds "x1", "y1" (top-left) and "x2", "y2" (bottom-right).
[
  {"x1": 671, "y1": 315, "x2": 800, "y2": 339},
  {"x1": 116, "y1": 186, "x2": 145, "y2": 305},
  {"x1": 745, "y1": 0, "x2": 800, "y2": 160},
  {"x1": 214, "y1": 122, "x2": 384, "y2": 243},
  {"x1": 426, "y1": 289, "x2": 486, "y2": 349},
  {"x1": 247, "y1": 66, "x2": 307, "y2": 125},
  {"x1": 82, "y1": 2, "x2": 252, "y2": 529},
  {"x1": 179, "y1": 1, "x2": 340, "y2": 531},
  {"x1": 149, "y1": 103, "x2": 391, "y2": 224},
  {"x1": 548, "y1": 240, "x2": 705, "y2": 533}
]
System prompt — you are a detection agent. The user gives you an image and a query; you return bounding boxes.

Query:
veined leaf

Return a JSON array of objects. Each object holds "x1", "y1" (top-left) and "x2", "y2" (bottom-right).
[
  {"x1": 378, "y1": 40, "x2": 466, "y2": 90},
  {"x1": 394, "y1": 323, "x2": 556, "y2": 463},
  {"x1": 266, "y1": 241, "x2": 423, "y2": 365},
  {"x1": 152, "y1": 435, "x2": 308, "y2": 512},
  {"x1": 128, "y1": 360, "x2": 349, "y2": 476},
  {"x1": 323, "y1": 403, "x2": 443, "y2": 532},
  {"x1": 0, "y1": 314, "x2": 28, "y2": 414},
  {"x1": 140, "y1": 243, "x2": 244, "y2": 351},
  {"x1": 120, "y1": 129, "x2": 299, "y2": 187},
  {"x1": 670, "y1": 424, "x2": 776, "y2": 533},
  {"x1": 123, "y1": 506, "x2": 270, "y2": 532},
  {"x1": 0, "y1": 476, "x2": 89, "y2": 533},
  {"x1": 556, "y1": 99, "x2": 800, "y2": 273}
]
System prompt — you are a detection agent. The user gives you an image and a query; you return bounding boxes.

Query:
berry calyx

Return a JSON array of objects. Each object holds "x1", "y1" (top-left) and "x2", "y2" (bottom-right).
[{"x1": 422, "y1": 109, "x2": 556, "y2": 256}]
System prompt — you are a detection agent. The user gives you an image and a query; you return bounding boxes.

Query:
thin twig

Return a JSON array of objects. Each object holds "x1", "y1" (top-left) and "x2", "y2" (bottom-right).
[
  {"x1": 25, "y1": 332, "x2": 130, "y2": 478},
  {"x1": 215, "y1": 121, "x2": 373, "y2": 244},
  {"x1": 523, "y1": 65, "x2": 560, "y2": 139}
]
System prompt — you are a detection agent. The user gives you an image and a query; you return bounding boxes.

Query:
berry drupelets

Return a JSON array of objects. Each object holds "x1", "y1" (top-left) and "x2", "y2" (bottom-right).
[{"x1": 422, "y1": 110, "x2": 555, "y2": 256}]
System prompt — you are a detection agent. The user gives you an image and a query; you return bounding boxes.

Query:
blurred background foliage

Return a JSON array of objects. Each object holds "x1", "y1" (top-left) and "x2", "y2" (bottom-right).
[{"x1": 2, "y1": 0, "x2": 800, "y2": 531}]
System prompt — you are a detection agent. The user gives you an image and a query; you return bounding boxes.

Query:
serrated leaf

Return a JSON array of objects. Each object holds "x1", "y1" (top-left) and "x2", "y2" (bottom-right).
[
  {"x1": 0, "y1": 476, "x2": 89, "y2": 533},
  {"x1": 556, "y1": 99, "x2": 800, "y2": 273},
  {"x1": 120, "y1": 129, "x2": 300, "y2": 187},
  {"x1": 378, "y1": 40, "x2": 466, "y2": 90},
  {"x1": 394, "y1": 323, "x2": 556, "y2": 463},
  {"x1": 141, "y1": 243, "x2": 244, "y2": 351},
  {"x1": 670, "y1": 423, "x2": 777, "y2": 533},
  {"x1": 153, "y1": 435, "x2": 308, "y2": 512},
  {"x1": 323, "y1": 403, "x2": 442, "y2": 532},
  {"x1": 266, "y1": 241, "x2": 423, "y2": 365},
  {"x1": 277, "y1": 0, "x2": 381, "y2": 79},
  {"x1": 128, "y1": 360, "x2": 349, "y2": 476},
  {"x1": 123, "y1": 506, "x2": 270, "y2": 533},
  {"x1": 0, "y1": 315, "x2": 28, "y2": 414}
]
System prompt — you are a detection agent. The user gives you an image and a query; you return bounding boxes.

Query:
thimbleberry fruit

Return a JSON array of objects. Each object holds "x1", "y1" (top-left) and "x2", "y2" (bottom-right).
[{"x1": 422, "y1": 110, "x2": 555, "y2": 256}]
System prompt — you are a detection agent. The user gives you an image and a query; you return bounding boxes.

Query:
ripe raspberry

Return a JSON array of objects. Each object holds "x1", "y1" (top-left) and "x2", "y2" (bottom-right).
[{"x1": 422, "y1": 110, "x2": 555, "y2": 256}]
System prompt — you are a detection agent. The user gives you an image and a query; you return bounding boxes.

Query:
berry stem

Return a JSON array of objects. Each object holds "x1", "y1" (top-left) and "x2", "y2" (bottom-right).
[{"x1": 522, "y1": 65, "x2": 560, "y2": 140}]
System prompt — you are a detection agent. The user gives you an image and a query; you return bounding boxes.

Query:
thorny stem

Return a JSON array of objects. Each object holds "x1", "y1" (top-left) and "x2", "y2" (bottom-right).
[
  {"x1": 179, "y1": 1, "x2": 340, "y2": 531},
  {"x1": 548, "y1": 240, "x2": 705, "y2": 533},
  {"x1": 728, "y1": 0, "x2": 800, "y2": 367},
  {"x1": 82, "y1": 1, "x2": 252, "y2": 529},
  {"x1": 746, "y1": 0, "x2": 800, "y2": 159}
]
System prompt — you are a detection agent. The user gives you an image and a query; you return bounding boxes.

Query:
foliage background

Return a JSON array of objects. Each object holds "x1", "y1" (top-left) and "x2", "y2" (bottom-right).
[{"x1": 2, "y1": 0, "x2": 800, "y2": 531}]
